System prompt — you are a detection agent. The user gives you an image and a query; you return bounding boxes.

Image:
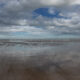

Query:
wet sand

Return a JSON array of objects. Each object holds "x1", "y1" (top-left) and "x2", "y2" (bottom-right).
[{"x1": 0, "y1": 39, "x2": 80, "y2": 80}]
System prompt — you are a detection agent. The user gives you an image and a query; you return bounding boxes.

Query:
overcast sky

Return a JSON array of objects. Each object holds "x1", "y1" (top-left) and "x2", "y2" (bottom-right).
[{"x1": 0, "y1": 0, "x2": 80, "y2": 39}]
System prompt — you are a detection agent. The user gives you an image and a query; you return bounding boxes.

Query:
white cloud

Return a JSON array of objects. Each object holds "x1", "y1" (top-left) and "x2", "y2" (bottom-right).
[
  {"x1": 48, "y1": 7, "x2": 56, "y2": 15},
  {"x1": 0, "y1": 26, "x2": 49, "y2": 35},
  {"x1": 2, "y1": 0, "x2": 80, "y2": 12},
  {"x1": 71, "y1": 0, "x2": 80, "y2": 5}
]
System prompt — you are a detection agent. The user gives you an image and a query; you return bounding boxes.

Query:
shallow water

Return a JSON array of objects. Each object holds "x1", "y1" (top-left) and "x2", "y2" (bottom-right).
[{"x1": 0, "y1": 40, "x2": 80, "y2": 80}]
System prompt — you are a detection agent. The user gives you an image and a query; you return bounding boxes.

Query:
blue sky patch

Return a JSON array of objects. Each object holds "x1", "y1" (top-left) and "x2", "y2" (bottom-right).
[{"x1": 34, "y1": 8, "x2": 60, "y2": 18}]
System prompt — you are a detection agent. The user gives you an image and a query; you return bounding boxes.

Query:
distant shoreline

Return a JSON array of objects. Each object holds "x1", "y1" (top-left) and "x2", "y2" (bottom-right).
[{"x1": 0, "y1": 38, "x2": 80, "y2": 42}]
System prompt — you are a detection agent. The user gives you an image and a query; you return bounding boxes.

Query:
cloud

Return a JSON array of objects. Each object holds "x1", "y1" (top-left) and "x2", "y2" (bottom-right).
[
  {"x1": 0, "y1": 0, "x2": 80, "y2": 38},
  {"x1": 48, "y1": 7, "x2": 56, "y2": 15},
  {"x1": 27, "y1": 8, "x2": 80, "y2": 35},
  {"x1": 0, "y1": 0, "x2": 80, "y2": 26},
  {"x1": 0, "y1": 26, "x2": 49, "y2": 35},
  {"x1": 1, "y1": 10, "x2": 80, "y2": 35}
]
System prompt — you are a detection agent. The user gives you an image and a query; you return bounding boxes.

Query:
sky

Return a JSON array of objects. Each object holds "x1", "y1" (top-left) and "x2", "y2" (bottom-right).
[{"x1": 0, "y1": 0, "x2": 80, "y2": 39}]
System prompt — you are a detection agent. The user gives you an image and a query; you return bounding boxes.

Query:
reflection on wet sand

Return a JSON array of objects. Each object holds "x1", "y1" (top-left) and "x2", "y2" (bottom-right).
[{"x1": 0, "y1": 39, "x2": 80, "y2": 80}]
